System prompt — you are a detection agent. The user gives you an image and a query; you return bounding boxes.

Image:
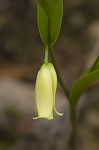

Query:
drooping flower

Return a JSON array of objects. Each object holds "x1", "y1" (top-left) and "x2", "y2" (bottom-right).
[{"x1": 33, "y1": 63, "x2": 63, "y2": 120}]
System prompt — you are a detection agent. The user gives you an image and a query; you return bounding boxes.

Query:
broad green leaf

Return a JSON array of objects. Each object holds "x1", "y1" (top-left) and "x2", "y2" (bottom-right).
[
  {"x1": 37, "y1": 0, "x2": 63, "y2": 45},
  {"x1": 37, "y1": 0, "x2": 60, "y2": 16},
  {"x1": 70, "y1": 56, "x2": 99, "y2": 106}
]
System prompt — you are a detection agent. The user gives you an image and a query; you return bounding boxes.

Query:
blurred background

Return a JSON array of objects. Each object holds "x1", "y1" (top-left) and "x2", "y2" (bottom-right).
[{"x1": 0, "y1": 0, "x2": 99, "y2": 150}]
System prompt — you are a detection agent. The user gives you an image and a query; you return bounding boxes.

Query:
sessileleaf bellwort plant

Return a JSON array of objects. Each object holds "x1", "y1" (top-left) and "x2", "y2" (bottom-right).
[
  {"x1": 33, "y1": 0, "x2": 99, "y2": 148},
  {"x1": 33, "y1": 0, "x2": 99, "y2": 119}
]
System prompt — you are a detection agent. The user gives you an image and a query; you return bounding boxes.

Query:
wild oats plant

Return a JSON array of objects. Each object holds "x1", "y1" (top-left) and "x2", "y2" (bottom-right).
[{"x1": 33, "y1": 0, "x2": 99, "y2": 149}]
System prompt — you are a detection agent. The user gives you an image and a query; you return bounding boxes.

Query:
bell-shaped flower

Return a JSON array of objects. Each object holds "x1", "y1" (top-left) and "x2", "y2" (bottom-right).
[{"x1": 33, "y1": 63, "x2": 63, "y2": 120}]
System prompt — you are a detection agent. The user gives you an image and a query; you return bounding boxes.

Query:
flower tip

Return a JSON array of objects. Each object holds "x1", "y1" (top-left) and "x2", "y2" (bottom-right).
[
  {"x1": 56, "y1": 112, "x2": 64, "y2": 116},
  {"x1": 54, "y1": 106, "x2": 64, "y2": 116},
  {"x1": 33, "y1": 116, "x2": 39, "y2": 119}
]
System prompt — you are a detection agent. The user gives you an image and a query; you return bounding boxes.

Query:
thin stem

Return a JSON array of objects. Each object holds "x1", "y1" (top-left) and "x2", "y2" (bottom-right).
[
  {"x1": 48, "y1": 44, "x2": 69, "y2": 100},
  {"x1": 49, "y1": 42, "x2": 77, "y2": 150},
  {"x1": 46, "y1": 12, "x2": 77, "y2": 150},
  {"x1": 47, "y1": 16, "x2": 69, "y2": 99},
  {"x1": 44, "y1": 46, "x2": 48, "y2": 64},
  {"x1": 69, "y1": 106, "x2": 77, "y2": 150}
]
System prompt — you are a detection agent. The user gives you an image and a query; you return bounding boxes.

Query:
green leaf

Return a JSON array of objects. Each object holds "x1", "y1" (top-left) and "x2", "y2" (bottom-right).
[
  {"x1": 89, "y1": 56, "x2": 99, "y2": 72},
  {"x1": 37, "y1": 6, "x2": 48, "y2": 44},
  {"x1": 70, "y1": 56, "x2": 99, "y2": 106},
  {"x1": 37, "y1": 0, "x2": 63, "y2": 45},
  {"x1": 50, "y1": 0, "x2": 63, "y2": 45},
  {"x1": 37, "y1": 0, "x2": 60, "y2": 16},
  {"x1": 80, "y1": 56, "x2": 99, "y2": 78}
]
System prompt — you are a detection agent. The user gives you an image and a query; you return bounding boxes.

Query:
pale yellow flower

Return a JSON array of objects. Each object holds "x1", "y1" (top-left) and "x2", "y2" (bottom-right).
[{"x1": 33, "y1": 63, "x2": 63, "y2": 120}]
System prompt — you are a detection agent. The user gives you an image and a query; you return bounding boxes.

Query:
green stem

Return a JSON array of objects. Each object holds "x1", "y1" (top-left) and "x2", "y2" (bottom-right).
[
  {"x1": 69, "y1": 106, "x2": 77, "y2": 150},
  {"x1": 46, "y1": 12, "x2": 77, "y2": 150},
  {"x1": 48, "y1": 44, "x2": 69, "y2": 100},
  {"x1": 47, "y1": 16, "x2": 69, "y2": 99},
  {"x1": 44, "y1": 45, "x2": 49, "y2": 64},
  {"x1": 48, "y1": 44, "x2": 77, "y2": 149}
]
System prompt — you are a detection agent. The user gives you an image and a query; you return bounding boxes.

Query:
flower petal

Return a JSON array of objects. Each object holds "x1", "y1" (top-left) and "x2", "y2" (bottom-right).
[
  {"x1": 48, "y1": 63, "x2": 63, "y2": 116},
  {"x1": 48, "y1": 63, "x2": 57, "y2": 94},
  {"x1": 35, "y1": 65, "x2": 54, "y2": 118},
  {"x1": 54, "y1": 106, "x2": 64, "y2": 116}
]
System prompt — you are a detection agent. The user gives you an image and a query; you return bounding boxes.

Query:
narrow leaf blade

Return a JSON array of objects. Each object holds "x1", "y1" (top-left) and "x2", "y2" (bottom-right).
[
  {"x1": 37, "y1": 5, "x2": 48, "y2": 45},
  {"x1": 70, "y1": 56, "x2": 99, "y2": 106},
  {"x1": 50, "y1": 0, "x2": 63, "y2": 45},
  {"x1": 37, "y1": 0, "x2": 60, "y2": 16}
]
